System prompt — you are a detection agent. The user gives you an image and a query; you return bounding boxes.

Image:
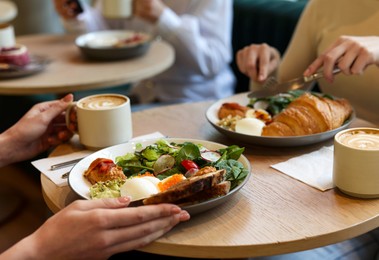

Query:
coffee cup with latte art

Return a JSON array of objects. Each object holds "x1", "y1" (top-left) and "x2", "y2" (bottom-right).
[
  {"x1": 66, "y1": 94, "x2": 132, "y2": 150},
  {"x1": 333, "y1": 127, "x2": 379, "y2": 198}
]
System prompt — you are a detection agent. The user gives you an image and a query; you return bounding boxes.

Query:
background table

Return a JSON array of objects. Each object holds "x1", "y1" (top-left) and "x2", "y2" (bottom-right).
[
  {"x1": 0, "y1": 34, "x2": 174, "y2": 95},
  {"x1": 41, "y1": 101, "x2": 379, "y2": 259}
]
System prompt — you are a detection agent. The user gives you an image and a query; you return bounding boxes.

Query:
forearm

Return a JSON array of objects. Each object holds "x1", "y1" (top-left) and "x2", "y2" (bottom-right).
[
  {"x1": 57, "y1": 1, "x2": 106, "y2": 33},
  {"x1": 156, "y1": 1, "x2": 233, "y2": 76},
  {"x1": 278, "y1": 0, "x2": 319, "y2": 82},
  {"x1": 0, "y1": 131, "x2": 16, "y2": 168},
  {"x1": 0, "y1": 235, "x2": 39, "y2": 260}
]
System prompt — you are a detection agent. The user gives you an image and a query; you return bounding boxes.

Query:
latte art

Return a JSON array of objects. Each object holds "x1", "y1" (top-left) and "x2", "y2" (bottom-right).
[
  {"x1": 79, "y1": 95, "x2": 126, "y2": 110},
  {"x1": 339, "y1": 130, "x2": 379, "y2": 150}
]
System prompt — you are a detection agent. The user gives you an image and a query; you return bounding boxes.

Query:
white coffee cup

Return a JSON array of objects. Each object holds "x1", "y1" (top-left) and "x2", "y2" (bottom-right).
[
  {"x1": 0, "y1": 24, "x2": 15, "y2": 48},
  {"x1": 102, "y1": 0, "x2": 133, "y2": 19},
  {"x1": 0, "y1": 0, "x2": 17, "y2": 48},
  {"x1": 333, "y1": 127, "x2": 379, "y2": 198},
  {"x1": 66, "y1": 94, "x2": 133, "y2": 150}
]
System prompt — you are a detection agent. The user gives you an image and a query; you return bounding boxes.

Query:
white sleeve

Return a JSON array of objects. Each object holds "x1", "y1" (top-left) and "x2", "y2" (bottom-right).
[
  {"x1": 59, "y1": 1, "x2": 107, "y2": 33},
  {"x1": 156, "y1": 0, "x2": 233, "y2": 77}
]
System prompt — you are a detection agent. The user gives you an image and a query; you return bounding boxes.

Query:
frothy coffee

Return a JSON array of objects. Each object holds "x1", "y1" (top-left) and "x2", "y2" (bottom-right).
[
  {"x1": 338, "y1": 129, "x2": 379, "y2": 150},
  {"x1": 79, "y1": 95, "x2": 127, "y2": 110}
]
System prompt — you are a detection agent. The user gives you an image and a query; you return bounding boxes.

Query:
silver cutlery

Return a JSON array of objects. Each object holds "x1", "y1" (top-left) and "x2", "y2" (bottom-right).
[
  {"x1": 50, "y1": 157, "x2": 84, "y2": 170},
  {"x1": 248, "y1": 67, "x2": 341, "y2": 98},
  {"x1": 61, "y1": 172, "x2": 70, "y2": 179}
]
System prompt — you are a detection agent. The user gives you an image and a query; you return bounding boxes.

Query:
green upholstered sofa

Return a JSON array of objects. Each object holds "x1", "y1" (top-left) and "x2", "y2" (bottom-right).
[{"x1": 231, "y1": 0, "x2": 308, "y2": 93}]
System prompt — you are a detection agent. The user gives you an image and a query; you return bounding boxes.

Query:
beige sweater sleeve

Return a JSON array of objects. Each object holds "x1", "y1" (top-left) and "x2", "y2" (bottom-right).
[{"x1": 278, "y1": 0, "x2": 322, "y2": 82}]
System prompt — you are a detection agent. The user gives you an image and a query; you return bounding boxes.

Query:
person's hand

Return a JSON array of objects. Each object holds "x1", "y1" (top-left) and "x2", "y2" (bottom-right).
[
  {"x1": 0, "y1": 94, "x2": 74, "y2": 166},
  {"x1": 53, "y1": 0, "x2": 83, "y2": 19},
  {"x1": 304, "y1": 36, "x2": 379, "y2": 83},
  {"x1": 6, "y1": 197, "x2": 190, "y2": 260},
  {"x1": 133, "y1": 0, "x2": 166, "y2": 24},
  {"x1": 236, "y1": 43, "x2": 281, "y2": 83}
]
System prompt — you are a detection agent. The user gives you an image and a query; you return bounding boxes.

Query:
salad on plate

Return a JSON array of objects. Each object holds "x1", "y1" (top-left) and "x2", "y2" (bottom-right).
[{"x1": 84, "y1": 139, "x2": 249, "y2": 206}]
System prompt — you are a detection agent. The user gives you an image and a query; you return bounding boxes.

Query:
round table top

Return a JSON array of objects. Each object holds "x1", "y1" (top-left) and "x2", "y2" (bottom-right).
[
  {"x1": 41, "y1": 100, "x2": 379, "y2": 259},
  {"x1": 0, "y1": 33, "x2": 174, "y2": 95}
]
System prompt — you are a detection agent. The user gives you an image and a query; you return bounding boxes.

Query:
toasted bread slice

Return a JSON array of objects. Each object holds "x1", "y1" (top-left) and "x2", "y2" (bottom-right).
[
  {"x1": 143, "y1": 169, "x2": 226, "y2": 205},
  {"x1": 177, "y1": 181, "x2": 231, "y2": 206}
]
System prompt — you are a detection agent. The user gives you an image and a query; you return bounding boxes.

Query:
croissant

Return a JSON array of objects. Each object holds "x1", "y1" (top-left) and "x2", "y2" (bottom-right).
[{"x1": 262, "y1": 93, "x2": 353, "y2": 136}]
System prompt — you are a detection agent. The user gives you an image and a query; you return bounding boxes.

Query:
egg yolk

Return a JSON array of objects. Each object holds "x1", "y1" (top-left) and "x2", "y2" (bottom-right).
[{"x1": 158, "y1": 174, "x2": 185, "y2": 192}]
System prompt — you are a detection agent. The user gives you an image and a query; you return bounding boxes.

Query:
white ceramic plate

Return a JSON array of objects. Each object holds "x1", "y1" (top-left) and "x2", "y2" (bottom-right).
[
  {"x1": 75, "y1": 30, "x2": 151, "y2": 61},
  {"x1": 68, "y1": 138, "x2": 251, "y2": 215},
  {"x1": 206, "y1": 92, "x2": 355, "y2": 147}
]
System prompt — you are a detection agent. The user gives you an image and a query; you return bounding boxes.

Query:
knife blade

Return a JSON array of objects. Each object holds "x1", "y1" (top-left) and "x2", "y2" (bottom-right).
[
  {"x1": 50, "y1": 157, "x2": 84, "y2": 170},
  {"x1": 248, "y1": 67, "x2": 341, "y2": 99}
]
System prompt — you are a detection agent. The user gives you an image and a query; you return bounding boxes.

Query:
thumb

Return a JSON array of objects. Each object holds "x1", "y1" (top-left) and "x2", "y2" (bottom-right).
[
  {"x1": 39, "y1": 94, "x2": 74, "y2": 123},
  {"x1": 56, "y1": 93, "x2": 74, "y2": 110},
  {"x1": 53, "y1": 93, "x2": 74, "y2": 110},
  {"x1": 60, "y1": 93, "x2": 74, "y2": 103}
]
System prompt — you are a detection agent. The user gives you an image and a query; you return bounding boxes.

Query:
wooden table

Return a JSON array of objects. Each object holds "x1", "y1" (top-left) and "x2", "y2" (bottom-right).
[
  {"x1": 0, "y1": 34, "x2": 174, "y2": 95},
  {"x1": 41, "y1": 101, "x2": 379, "y2": 259}
]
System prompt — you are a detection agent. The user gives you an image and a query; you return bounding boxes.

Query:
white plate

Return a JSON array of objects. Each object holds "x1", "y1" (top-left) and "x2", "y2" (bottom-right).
[
  {"x1": 206, "y1": 92, "x2": 355, "y2": 147},
  {"x1": 68, "y1": 138, "x2": 251, "y2": 215}
]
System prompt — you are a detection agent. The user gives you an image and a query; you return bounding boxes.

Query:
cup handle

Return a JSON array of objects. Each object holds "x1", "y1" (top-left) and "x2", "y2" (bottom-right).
[{"x1": 65, "y1": 101, "x2": 78, "y2": 134}]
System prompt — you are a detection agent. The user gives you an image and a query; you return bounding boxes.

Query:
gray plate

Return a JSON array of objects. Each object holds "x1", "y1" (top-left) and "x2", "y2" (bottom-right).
[
  {"x1": 206, "y1": 92, "x2": 355, "y2": 147},
  {"x1": 75, "y1": 30, "x2": 152, "y2": 61},
  {"x1": 68, "y1": 138, "x2": 251, "y2": 216},
  {"x1": 0, "y1": 55, "x2": 50, "y2": 79}
]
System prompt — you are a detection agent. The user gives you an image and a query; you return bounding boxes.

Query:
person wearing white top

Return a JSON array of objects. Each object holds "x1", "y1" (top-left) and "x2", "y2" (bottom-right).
[
  {"x1": 54, "y1": 0, "x2": 236, "y2": 104},
  {"x1": 236, "y1": 0, "x2": 379, "y2": 126}
]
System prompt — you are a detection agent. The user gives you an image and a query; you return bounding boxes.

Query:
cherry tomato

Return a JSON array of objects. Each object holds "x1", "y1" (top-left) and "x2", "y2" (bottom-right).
[{"x1": 181, "y1": 159, "x2": 199, "y2": 171}]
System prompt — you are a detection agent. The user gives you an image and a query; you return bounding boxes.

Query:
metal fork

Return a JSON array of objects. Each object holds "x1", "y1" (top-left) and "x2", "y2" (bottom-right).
[
  {"x1": 264, "y1": 67, "x2": 342, "y2": 91},
  {"x1": 248, "y1": 67, "x2": 341, "y2": 98},
  {"x1": 261, "y1": 76, "x2": 279, "y2": 90}
]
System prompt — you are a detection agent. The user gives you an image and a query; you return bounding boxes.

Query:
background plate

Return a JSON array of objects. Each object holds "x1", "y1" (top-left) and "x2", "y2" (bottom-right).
[
  {"x1": 75, "y1": 30, "x2": 151, "y2": 61},
  {"x1": 0, "y1": 55, "x2": 50, "y2": 79},
  {"x1": 206, "y1": 92, "x2": 354, "y2": 147},
  {"x1": 68, "y1": 138, "x2": 251, "y2": 215}
]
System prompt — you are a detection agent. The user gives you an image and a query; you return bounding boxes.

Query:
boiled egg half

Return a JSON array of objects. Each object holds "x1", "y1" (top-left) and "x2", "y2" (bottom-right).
[
  {"x1": 120, "y1": 174, "x2": 186, "y2": 201},
  {"x1": 235, "y1": 118, "x2": 265, "y2": 136},
  {"x1": 120, "y1": 176, "x2": 160, "y2": 201}
]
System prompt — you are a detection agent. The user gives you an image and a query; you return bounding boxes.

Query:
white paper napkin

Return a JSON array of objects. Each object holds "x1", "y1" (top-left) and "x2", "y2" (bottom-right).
[
  {"x1": 32, "y1": 132, "x2": 165, "y2": 187},
  {"x1": 270, "y1": 146, "x2": 335, "y2": 191}
]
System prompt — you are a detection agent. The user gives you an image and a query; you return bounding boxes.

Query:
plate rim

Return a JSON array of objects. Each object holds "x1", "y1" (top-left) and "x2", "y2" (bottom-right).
[
  {"x1": 206, "y1": 92, "x2": 355, "y2": 147},
  {"x1": 0, "y1": 54, "x2": 50, "y2": 79},
  {"x1": 68, "y1": 137, "x2": 251, "y2": 215},
  {"x1": 75, "y1": 29, "x2": 152, "y2": 50}
]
